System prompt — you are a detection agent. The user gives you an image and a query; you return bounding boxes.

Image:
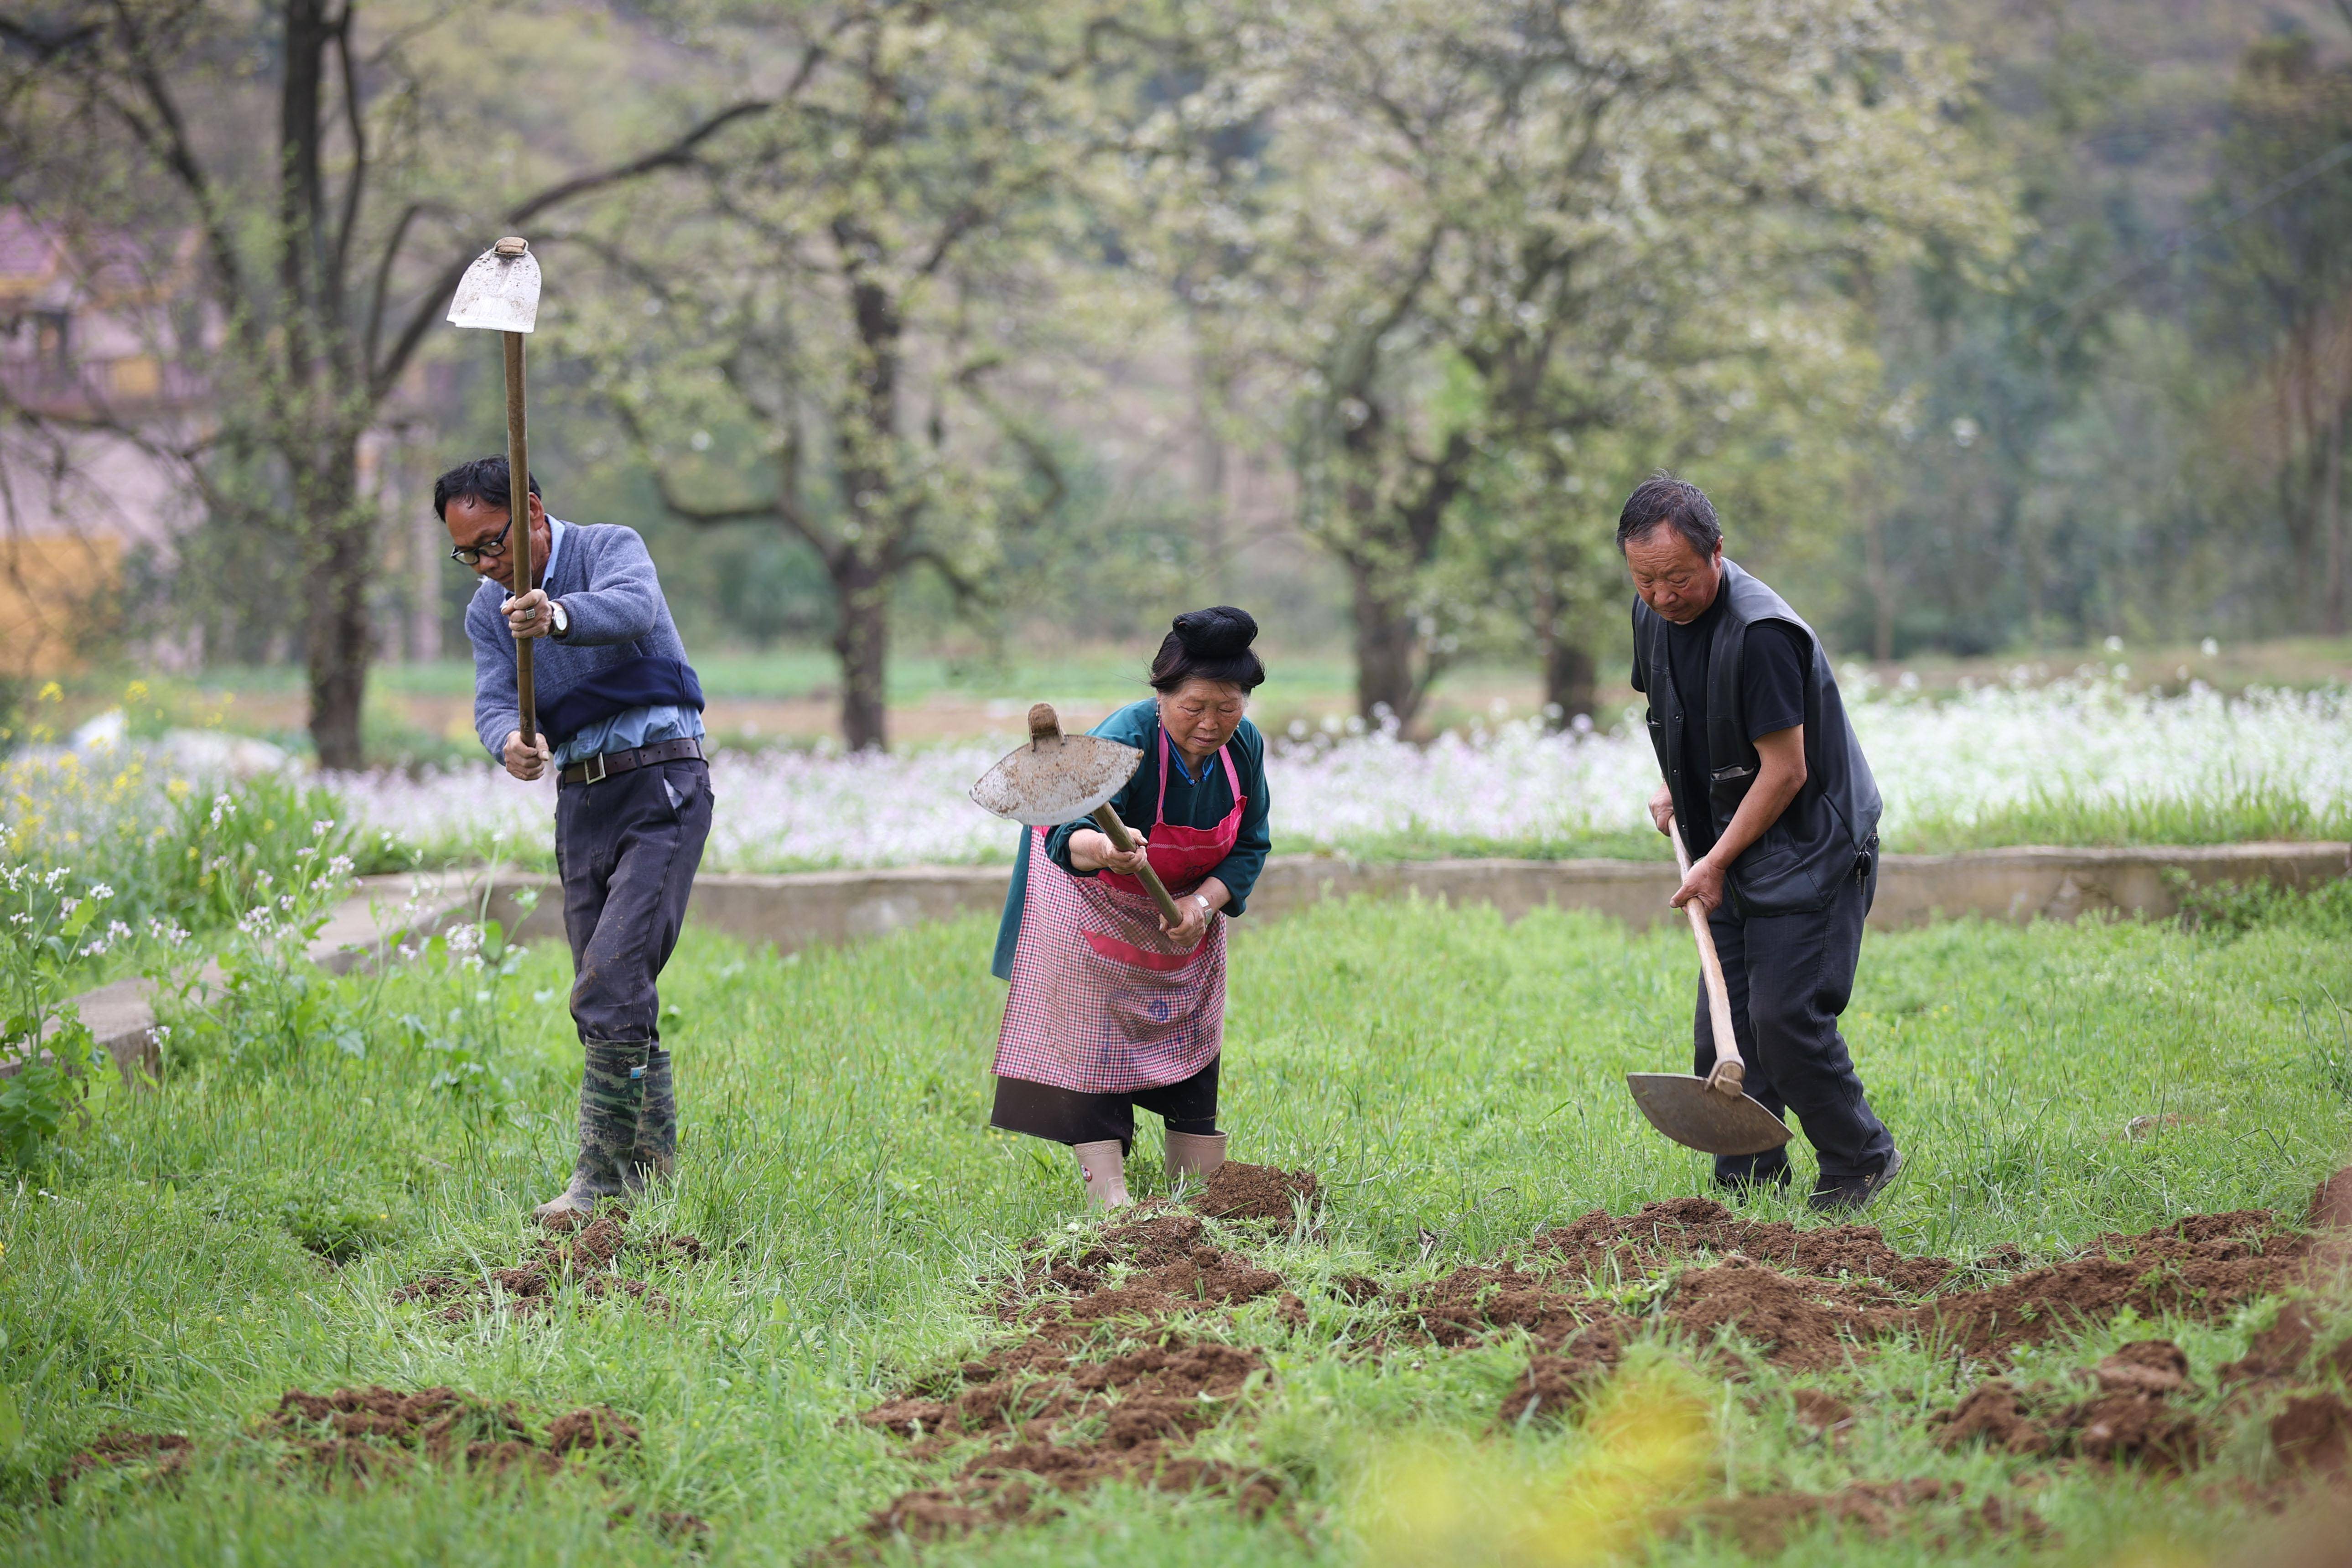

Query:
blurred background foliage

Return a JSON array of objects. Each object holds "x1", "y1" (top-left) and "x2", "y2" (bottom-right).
[{"x1": 2, "y1": 0, "x2": 2348, "y2": 758}]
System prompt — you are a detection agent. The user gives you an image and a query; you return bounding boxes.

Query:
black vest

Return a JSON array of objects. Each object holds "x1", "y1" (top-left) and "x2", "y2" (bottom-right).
[{"x1": 1632, "y1": 559, "x2": 1881, "y2": 916}]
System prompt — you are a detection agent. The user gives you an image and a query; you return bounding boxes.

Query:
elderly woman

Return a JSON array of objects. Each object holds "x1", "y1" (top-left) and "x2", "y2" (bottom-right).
[{"x1": 988, "y1": 607, "x2": 1273, "y2": 1207}]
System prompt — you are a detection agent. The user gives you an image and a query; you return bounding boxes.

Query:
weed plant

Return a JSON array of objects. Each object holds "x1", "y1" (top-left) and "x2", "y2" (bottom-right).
[{"x1": 4, "y1": 880, "x2": 2350, "y2": 1563}]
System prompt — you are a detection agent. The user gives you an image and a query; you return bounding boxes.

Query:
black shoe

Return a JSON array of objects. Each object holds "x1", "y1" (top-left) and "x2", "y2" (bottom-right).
[{"x1": 1807, "y1": 1148, "x2": 1904, "y2": 1215}]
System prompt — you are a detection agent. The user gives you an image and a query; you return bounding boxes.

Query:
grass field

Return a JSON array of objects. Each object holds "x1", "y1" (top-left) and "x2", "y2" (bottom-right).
[{"x1": 11, "y1": 887, "x2": 2352, "y2": 1564}]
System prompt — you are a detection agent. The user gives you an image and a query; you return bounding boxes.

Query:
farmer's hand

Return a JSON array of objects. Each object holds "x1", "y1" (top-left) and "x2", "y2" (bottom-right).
[
  {"x1": 1160, "y1": 878, "x2": 1228, "y2": 950},
  {"x1": 503, "y1": 588, "x2": 554, "y2": 640},
  {"x1": 1071, "y1": 826, "x2": 1150, "y2": 876},
  {"x1": 503, "y1": 729, "x2": 552, "y2": 781},
  {"x1": 1649, "y1": 784, "x2": 1676, "y2": 835},
  {"x1": 1670, "y1": 854, "x2": 1725, "y2": 914}
]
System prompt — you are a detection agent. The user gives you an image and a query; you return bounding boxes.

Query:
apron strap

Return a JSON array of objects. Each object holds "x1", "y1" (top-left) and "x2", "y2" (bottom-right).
[{"x1": 1155, "y1": 726, "x2": 1241, "y2": 828}]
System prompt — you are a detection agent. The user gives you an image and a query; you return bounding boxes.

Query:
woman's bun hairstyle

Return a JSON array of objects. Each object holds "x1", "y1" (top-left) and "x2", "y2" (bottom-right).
[{"x1": 1150, "y1": 605, "x2": 1266, "y2": 692}]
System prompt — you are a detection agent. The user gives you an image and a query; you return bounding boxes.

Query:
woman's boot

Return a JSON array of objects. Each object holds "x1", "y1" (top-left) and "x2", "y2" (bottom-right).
[
  {"x1": 627, "y1": 1046, "x2": 676, "y2": 1191},
  {"x1": 1165, "y1": 1129, "x2": 1228, "y2": 1184},
  {"x1": 535, "y1": 1040, "x2": 649, "y2": 1224},
  {"x1": 1072, "y1": 1139, "x2": 1132, "y2": 1209}
]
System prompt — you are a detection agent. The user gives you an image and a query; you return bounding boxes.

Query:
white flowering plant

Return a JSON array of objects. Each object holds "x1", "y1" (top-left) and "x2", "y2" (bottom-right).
[
  {"x1": 0, "y1": 826, "x2": 108, "y2": 1168},
  {"x1": 143, "y1": 816, "x2": 369, "y2": 1078}
]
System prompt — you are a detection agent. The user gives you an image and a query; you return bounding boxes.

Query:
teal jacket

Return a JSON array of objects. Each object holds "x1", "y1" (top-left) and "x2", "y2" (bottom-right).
[{"x1": 990, "y1": 699, "x2": 1272, "y2": 979}]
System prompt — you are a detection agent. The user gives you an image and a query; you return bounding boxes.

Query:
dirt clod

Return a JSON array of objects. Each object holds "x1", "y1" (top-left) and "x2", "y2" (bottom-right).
[
  {"x1": 2062, "y1": 1390, "x2": 2205, "y2": 1472},
  {"x1": 270, "y1": 1386, "x2": 638, "y2": 1484},
  {"x1": 1500, "y1": 1319, "x2": 1629, "y2": 1425},
  {"x1": 1935, "y1": 1381, "x2": 2051, "y2": 1457},
  {"x1": 1537, "y1": 1199, "x2": 1955, "y2": 1294},
  {"x1": 1791, "y1": 1388, "x2": 1857, "y2": 1441},
  {"x1": 2273, "y1": 1394, "x2": 2352, "y2": 1475},
  {"x1": 1668, "y1": 1257, "x2": 1894, "y2": 1371},
  {"x1": 1192, "y1": 1162, "x2": 1318, "y2": 1221},
  {"x1": 392, "y1": 1211, "x2": 707, "y2": 1323},
  {"x1": 2098, "y1": 1340, "x2": 2192, "y2": 1396},
  {"x1": 49, "y1": 1430, "x2": 191, "y2": 1502}
]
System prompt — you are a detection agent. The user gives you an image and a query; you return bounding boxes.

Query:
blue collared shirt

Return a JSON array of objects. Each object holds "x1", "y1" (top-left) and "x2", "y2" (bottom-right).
[{"x1": 540, "y1": 518, "x2": 706, "y2": 767}]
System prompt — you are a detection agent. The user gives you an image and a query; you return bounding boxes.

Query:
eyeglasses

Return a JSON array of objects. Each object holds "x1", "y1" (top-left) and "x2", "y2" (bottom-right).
[{"x1": 449, "y1": 517, "x2": 513, "y2": 566}]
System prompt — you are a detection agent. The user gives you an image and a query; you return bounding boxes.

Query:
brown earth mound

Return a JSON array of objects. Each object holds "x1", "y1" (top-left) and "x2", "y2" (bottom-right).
[
  {"x1": 1935, "y1": 1381, "x2": 2051, "y2": 1456},
  {"x1": 1499, "y1": 1318, "x2": 1630, "y2": 1425},
  {"x1": 1678, "y1": 1479, "x2": 2051, "y2": 1555},
  {"x1": 392, "y1": 1211, "x2": 708, "y2": 1323},
  {"x1": 270, "y1": 1386, "x2": 637, "y2": 1483},
  {"x1": 1916, "y1": 1212, "x2": 2302, "y2": 1359},
  {"x1": 1400, "y1": 1262, "x2": 1604, "y2": 1350},
  {"x1": 1937, "y1": 1345, "x2": 2206, "y2": 1472},
  {"x1": 48, "y1": 1430, "x2": 191, "y2": 1502},
  {"x1": 1790, "y1": 1388, "x2": 1857, "y2": 1443},
  {"x1": 1536, "y1": 1199, "x2": 1955, "y2": 1294},
  {"x1": 851, "y1": 1207, "x2": 1297, "y2": 1549},
  {"x1": 2272, "y1": 1395, "x2": 2352, "y2": 1476},
  {"x1": 856, "y1": 1337, "x2": 1277, "y2": 1540},
  {"x1": 1667, "y1": 1258, "x2": 1896, "y2": 1371},
  {"x1": 1193, "y1": 1162, "x2": 1319, "y2": 1221}
]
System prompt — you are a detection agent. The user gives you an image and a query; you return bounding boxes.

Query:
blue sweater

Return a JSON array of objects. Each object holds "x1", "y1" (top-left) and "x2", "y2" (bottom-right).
[{"x1": 466, "y1": 520, "x2": 698, "y2": 761}]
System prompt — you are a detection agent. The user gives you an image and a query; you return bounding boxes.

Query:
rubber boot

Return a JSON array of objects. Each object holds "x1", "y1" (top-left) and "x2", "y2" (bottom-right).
[
  {"x1": 534, "y1": 1040, "x2": 649, "y2": 1225},
  {"x1": 626, "y1": 1046, "x2": 676, "y2": 1193},
  {"x1": 1073, "y1": 1139, "x2": 1132, "y2": 1209},
  {"x1": 1165, "y1": 1129, "x2": 1227, "y2": 1186}
]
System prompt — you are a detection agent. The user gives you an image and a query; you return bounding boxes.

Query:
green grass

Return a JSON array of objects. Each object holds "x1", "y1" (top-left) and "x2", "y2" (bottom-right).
[
  {"x1": 7, "y1": 893, "x2": 2352, "y2": 1564},
  {"x1": 1890, "y1": 782, "x2": 2352, "y2": 854}
]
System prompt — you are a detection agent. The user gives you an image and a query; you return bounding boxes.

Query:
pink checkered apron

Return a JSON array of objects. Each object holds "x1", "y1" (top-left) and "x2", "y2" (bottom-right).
[{"x1": 993, "y1": 732, "x2": 1245, "y2": 1094}]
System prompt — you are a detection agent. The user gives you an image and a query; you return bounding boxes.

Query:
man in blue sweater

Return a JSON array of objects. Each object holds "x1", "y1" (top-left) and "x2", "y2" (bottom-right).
[{"x1": 438, "y1": 456, "x2": 714, "y2": 1224}]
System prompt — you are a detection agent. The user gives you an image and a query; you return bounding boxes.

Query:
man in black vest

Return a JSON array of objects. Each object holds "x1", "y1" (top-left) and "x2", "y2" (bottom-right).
[{"x1": 1620, "y1": 473, "x2": 1900, "y2": 1211}]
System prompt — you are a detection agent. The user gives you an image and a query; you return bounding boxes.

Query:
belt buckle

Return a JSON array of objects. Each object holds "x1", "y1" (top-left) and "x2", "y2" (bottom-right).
[{"x1": 582, "y1": 752, "x2": 608, "y2": 785}]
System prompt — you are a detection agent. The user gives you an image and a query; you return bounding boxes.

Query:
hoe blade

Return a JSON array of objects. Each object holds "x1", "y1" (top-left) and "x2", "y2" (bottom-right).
[
  {"x1": 447, "y1": 241, "x2": 541, "y2": 334},
  {"x1": 969, "y1": 732, "x2": 1142, "y2": 827},
  {"x1": 1626, "y1": 1073, "x2": 1795, "y2": 1157}
]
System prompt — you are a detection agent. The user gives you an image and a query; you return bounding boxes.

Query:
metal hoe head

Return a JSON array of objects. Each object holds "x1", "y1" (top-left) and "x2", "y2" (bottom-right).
[
  {"x1": 1625, "y1": 1073, "x2": 1794, "y2": 1157},
  {"x1": 969, "y1": 704, "x2": 1142, "y2": 826},
  {"x1": 446, "y1": 237, "x2": 542, "y2": 333}
]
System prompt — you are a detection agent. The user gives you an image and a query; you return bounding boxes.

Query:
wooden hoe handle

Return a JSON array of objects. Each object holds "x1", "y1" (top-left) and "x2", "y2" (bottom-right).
[
  {"x1": 1091, "y1": 804, "x2": 1188, "y2": 930},
  {"x1": 1670, "y1": 816, "x2": 1746, "y2": 1098},
  {"x1": 504, "y1": 326, "x2": 536, "y2": 746}
]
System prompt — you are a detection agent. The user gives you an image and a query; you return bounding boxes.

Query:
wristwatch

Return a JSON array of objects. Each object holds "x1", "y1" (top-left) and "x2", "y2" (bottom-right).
[
  {"x1": 1194, "y1": 894, "x2": 1212, "y2": 917},
  {"x1": 547, "y1": 598, "x2": 570, "y2": 639}
]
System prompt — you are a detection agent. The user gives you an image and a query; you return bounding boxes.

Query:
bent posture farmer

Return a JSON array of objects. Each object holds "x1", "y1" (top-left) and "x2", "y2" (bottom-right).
[
  {"x1": 440, "y1": 456, "x2": 713, "y2": 1223},
  {"x1": 1620, "y1": 474, "x2": 1900, "y2": 1212},
  {"x1": 989, "y1": 607, "x2": 1273, "y2": 1208}
]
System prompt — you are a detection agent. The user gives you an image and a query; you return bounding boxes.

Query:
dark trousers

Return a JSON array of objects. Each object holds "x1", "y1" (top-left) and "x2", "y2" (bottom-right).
[
  {"x1": 1694, "y1": 859, "x2": 1892, "y2": 1185},
  {"x1": 991, "y1": 1056, "x2": 1220, "y2": 1152},
  {"x1": 554, "y1": 758, "x2": 713, "y2": 1044}
]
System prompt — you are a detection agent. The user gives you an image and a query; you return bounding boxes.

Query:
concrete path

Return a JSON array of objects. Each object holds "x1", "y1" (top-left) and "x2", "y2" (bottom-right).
[{"x1": 41, "y1": 840, "x2": 2350, "y2": 1089}]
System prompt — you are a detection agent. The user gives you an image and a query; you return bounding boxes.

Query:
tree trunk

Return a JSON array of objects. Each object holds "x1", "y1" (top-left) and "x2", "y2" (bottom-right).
[
  {"x1": 1348, "y1": 558, "x2": 1420, "y2": 729},
  {"x1": 302, "y1": 437, "x2": 372, "y2": 770},
  {"x1": 1544, "y1": 638, "x2": 1595, "y2": 727},
  {"x1": 2324, "y1": 402, "x2": 2347, "y2": 636},
  {"x1": 834, "y1": 556, "x2": 889, "y2": 752},
  {"x1": 1864, "y1": 507, "x2": 1895, "y2": 663}
]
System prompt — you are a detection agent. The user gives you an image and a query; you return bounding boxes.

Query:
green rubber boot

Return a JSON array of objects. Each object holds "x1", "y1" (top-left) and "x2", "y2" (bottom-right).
[
  {"x1": 626, "y1": 1046, "x2": 676, "y2": 1192},
  {"x1": 534, "y1": 1040, "x2": 649, "y2": 1225}
]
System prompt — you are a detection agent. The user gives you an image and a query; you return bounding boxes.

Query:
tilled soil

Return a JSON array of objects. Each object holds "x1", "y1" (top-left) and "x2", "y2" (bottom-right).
[
  {"x1": 1536, "y1": 1197, "x2": 1957, "y2": 1294},
  {"x1": 1677, "y1": 1479, "x2": 2053, "y2": 1556},
  {"x1": 1193, "y1": 1161, "x2": 1319, "y2": 1221},
  {"x1": 852, "y1": 1206, "x2": 1296, "y2": 1547},
  {"x1": 392, "y1": 1211, "x2": 709, "y2": 1324},
  {"x1": 49, "y1": 1430, "x2": 192, "y2": 1502},
  {"x1": 270, "y1": 1385, "x2": 639, "y2": 1482}
]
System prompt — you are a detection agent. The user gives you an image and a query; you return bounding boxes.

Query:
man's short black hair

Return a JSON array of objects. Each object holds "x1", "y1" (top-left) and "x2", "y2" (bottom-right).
[
  {"x1": 433, "y1": 456, "x2": 540, "y2": 521},
  {"x1": 1615, "y1": 472, "x2": 1722, "y2": 556}
]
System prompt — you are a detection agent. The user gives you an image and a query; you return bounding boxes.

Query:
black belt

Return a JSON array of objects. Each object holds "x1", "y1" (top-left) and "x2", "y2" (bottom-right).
[{"x1": 558, "y1": 735, "x2": 705, "y2": 786}]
